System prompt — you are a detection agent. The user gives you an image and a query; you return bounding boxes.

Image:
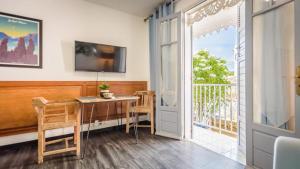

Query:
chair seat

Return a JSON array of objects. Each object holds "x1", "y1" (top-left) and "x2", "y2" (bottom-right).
[
  {"x1": 132, "y1": 106, "x2": 151, "y2": 113},
  {"x1": 43, "y1": 113, "x2": 77, "y2": 130},
  {"x1": 43, "y1": 121, "x2": 78, "y2": 130}
]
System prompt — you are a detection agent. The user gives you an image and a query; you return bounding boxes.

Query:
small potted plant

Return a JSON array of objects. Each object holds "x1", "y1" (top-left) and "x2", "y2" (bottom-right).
[{"x1": 99, "y1": 83, "x2": 110, "y2": 97}]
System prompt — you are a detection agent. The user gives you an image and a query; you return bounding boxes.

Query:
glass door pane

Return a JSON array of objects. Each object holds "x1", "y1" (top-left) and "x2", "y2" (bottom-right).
[
  {"x1": 253, "y1": 1, "x2": 295, "y2": 130},
  {"x1": 161, "y1": 44, "x2": 178, "y2": 107},
  {"x1": 161, "y1": 18, "x2": 178, "y2": 44},
  {"x1": 161, "y1": 21, "x2": 169, "y2": 44},
  {"x1": 160, "y1": 17, "x2": 178, "y2": 107}
]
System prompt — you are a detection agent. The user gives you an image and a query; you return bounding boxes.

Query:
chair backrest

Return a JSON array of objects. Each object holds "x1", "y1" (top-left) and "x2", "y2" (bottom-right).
[{"x1": 134, "y1": 91, "x2": 155, "y2": 108}]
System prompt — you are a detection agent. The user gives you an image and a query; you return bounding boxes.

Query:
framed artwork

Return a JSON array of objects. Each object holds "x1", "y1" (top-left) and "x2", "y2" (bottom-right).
[{"x1": 0, "y1": 12, "x2": 42, "y2": 68}]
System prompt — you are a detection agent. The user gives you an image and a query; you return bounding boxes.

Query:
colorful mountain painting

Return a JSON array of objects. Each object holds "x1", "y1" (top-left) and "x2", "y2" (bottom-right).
[{"x1": 0, "y1": 13, "x2": 41, "y2": 67}]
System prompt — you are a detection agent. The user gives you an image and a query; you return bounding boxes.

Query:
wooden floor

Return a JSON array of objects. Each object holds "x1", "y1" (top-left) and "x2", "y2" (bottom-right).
[{"x1": 0, "y1": 128, "x2": 245, "y2": 169}]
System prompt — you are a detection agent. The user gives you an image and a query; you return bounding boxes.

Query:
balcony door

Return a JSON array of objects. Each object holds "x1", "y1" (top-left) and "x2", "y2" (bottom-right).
[
  {"x1": 155, "y1": 13, "x2": 183, "y2": 139},
  {"x1": 246, "y1": 0, "x2": 300, "y2": 168}
]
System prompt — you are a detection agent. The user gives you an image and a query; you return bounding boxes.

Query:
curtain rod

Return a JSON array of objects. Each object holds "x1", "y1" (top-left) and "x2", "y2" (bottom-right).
[{"x1": 143, "y1": 0, "x2": 180, "y2": 22}]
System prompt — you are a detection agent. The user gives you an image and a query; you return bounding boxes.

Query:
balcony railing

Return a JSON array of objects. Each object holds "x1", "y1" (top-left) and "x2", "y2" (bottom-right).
[{"x1": 193, "y1": 84, "x2": 238, "y2": 136}]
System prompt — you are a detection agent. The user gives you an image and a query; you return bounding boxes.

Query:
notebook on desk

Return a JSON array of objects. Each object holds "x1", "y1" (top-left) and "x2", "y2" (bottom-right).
[
  {"x1": 114, "y1": 95, "x2": 137, "y2": 99},
  {"x1": 76, "y1": 95, "x2": 139, "y2": 104},
  {"x1": 77, "y1": 96, "x2": 98, "y2": 100}
]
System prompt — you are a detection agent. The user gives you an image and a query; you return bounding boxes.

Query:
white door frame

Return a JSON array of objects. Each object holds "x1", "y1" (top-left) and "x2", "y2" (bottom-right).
[
  {"x1": 182, "y1": 0, "x2": 207, "y2": 141},
  {"x1": 182, "y1": 0, "x2": 246, "y2": 143},
  {"x1": 155, "y1": 12, "x2": 184, "y2": 140}
]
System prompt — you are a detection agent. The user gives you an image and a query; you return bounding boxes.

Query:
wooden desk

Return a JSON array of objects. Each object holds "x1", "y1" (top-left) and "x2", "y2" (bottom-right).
[{"x1": 76, "y1": 96, "x2": 139, "y2": 158}]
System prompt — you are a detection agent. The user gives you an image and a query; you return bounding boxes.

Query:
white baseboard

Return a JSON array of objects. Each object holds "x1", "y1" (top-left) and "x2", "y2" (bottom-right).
[
  {"x1": 0, "y1": 115, "x2": 148, "y2": 146},
  {"x1": 155, "y1": 131, "x2": 182, "y2": 140}
]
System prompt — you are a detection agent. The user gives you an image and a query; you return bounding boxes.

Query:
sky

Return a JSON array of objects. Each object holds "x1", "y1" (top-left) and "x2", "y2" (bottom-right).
[
  {"x1": 192, "y1": 26, "x2": 236, "y2": 71},
  {"x1": 0, "y1": 14, "x2": 38, "y2": 38}
]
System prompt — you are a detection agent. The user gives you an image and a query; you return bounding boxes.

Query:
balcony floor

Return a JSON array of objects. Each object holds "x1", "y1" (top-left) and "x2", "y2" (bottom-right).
[{"x1": 192, "y1": 125, "x2": 246, "y2": 165}]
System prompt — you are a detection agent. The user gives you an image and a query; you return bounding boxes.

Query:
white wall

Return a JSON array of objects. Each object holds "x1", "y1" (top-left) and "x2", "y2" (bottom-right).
[{"x1": 0, "y1": 0, "x2": 149, "y2": 82}]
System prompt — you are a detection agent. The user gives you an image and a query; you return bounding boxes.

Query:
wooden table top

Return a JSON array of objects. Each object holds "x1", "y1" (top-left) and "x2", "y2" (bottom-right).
[{"x1": 76, "y1": 96, "x2": 139, "y2": 104}]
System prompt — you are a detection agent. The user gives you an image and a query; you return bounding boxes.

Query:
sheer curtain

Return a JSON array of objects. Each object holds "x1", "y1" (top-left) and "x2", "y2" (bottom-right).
[
  {"x1": 149, "y1": 1, "x2": 177, "y2": 107},
  {"x1": 253, "y1": 2, "x2": 295, "y2": 129},
  {"x1": 148, "y1": 1, "x2": 174, "y2": 91}
]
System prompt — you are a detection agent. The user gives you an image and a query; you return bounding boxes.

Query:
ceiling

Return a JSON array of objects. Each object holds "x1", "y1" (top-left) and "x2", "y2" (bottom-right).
[{"x1": 86, "y1": 0, "x2": 163, "y2": 17}]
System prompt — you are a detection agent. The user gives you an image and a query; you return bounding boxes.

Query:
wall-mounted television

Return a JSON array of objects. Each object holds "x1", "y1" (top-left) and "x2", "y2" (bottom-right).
[{"x1": 75, "y1": 41, "x2": 126, "y2": 73}]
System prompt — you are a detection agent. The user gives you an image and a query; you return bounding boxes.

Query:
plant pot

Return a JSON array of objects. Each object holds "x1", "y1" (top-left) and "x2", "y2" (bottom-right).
[
  {"x1": 103, "y1": 92, "x2": 114, "y2": 99},
  {"x1": 100, "y1": 90, "x2": 109, "y2": 97}
]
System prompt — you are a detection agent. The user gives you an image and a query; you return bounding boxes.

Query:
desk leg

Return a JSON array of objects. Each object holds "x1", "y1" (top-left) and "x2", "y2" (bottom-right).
[
  {"x1": 121, "y1": 103, "x2": 123, "y2": 130},
  {"x1": 126, "y1": 101, "x2": 130, "y2": 133},
  {"x1": 80, "y1": 104, "x2": 84, "y2": 159},
  {"x1": 117, "y1": 101, "x2": 123, "y2": 131},
  {"x1": 115, "y1": 102, "x2": 119, "y2": 130},
  {"x1": 82, "y1": 103, "x2": 95, "y2": 159}
]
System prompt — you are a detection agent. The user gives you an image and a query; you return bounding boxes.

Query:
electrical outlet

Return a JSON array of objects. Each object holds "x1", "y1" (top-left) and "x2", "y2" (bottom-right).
[{"x1": 94, "y1": 120, "x2": 99, "y2": 126}]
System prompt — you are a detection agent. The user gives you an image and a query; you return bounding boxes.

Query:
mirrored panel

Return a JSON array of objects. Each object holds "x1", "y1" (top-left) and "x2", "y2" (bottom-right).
[{"x1": 253, "y1": 2, "x2": 295, "y2": 130}]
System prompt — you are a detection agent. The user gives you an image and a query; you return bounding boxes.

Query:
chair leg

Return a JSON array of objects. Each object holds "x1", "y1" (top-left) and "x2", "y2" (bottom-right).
[
  {"x1": 38, "y1": 130, "x2": 44, "y2": 164},
  {"x1": 150, "y1": 111, "x2": 154, "y2": 134},
  {"x1": 74, "y1": 126, "x2": 77, "y2": 143},
  {"x1": 75, "y1": 104, "x2": 81, "y2": 157},
  {"x1": 134, "y1": 113, "x2": 138, "y2": 144},
  {"x1": 75, "y1": 125, "x2": 80, "y2": 156},
  {"x1": 130, "y1": 111, "x2": 138, "y2": 143}
]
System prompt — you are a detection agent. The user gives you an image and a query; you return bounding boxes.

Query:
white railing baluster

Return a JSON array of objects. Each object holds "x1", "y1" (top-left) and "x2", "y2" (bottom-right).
[
  {"x1": 219, "y1": 85, "x2": 222, "y2": 134},
  {"x1": 224, "y1": 86, "x2": 227, "y2": 131},
  {"x1": 195, "y1": 85, "x2": 198, "y2": 121},
  {"x1": 204, "y1": 86, "x2": 207, "y2": 125},
  {"x1": 199, "y1": 86, "x2": 202, "y2": 122},
  {"x1": 192, "y1": 84, "x2": 237, "y2": 136},
  {"x1": 213, "y1": 85, "x2": 216, "y2": 128},
  {"x1": 208, "y1": 85, "x2": 211, "y2": 126},
  {"x1": 230, "y1": 86, "x2": 233, "y2": 132}
]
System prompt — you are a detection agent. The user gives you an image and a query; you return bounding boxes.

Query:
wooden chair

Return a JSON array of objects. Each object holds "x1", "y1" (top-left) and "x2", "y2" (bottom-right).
[
  {"x1": 32, "y1": 97, "x2": 81, "y2": 164},
  {"x1": 130, "y1": 91, "x2": 155, "y2": 139}
]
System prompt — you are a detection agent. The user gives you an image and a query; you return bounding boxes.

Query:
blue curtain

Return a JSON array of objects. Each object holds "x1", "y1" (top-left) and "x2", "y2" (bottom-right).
[{"x1": 148, "y1": 1, "x2": 174, "y2": 91}]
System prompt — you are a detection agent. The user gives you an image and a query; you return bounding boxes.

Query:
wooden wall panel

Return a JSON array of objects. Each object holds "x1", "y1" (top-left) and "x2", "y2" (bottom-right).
[
  {"x1": 0, "y1": 81, "x2": 147, "y2": 136},
  {"x1": 0, "y1": 86, "x2": 82, "y2": 130}
]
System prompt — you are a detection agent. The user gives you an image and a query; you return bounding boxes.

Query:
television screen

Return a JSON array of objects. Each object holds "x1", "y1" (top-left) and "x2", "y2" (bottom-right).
[{"x1": 75, "y1": 41, "x2": 126, "y2": 72}]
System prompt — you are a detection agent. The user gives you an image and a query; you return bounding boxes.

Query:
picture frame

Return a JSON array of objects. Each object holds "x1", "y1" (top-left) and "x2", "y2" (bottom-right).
[{"x1": 0, "y1": 12, "x2": 42, "y2": 68}]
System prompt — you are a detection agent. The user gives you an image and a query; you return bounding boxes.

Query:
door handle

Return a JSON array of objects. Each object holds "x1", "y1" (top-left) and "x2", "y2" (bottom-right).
[{"x1": 297, "y1": 66, "x2": 300, "y2": 95}]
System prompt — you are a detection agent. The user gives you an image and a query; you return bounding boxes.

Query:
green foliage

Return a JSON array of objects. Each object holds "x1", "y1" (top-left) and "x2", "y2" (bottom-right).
[
  {"x1": 193, "y1": 50, "x2": 234, "y2": 119},
  {"x1": 193, "y1": 50, "x2": 233, "y2": 84},
  {"x1": 99, "y1": 83, "x2": 110, "y2": 90}
]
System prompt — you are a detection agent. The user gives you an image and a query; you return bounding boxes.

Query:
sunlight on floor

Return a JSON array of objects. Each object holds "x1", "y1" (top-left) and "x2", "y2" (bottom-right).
[{"x1": 192, "y1": 125, "x2": 246, "y2": 165}]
